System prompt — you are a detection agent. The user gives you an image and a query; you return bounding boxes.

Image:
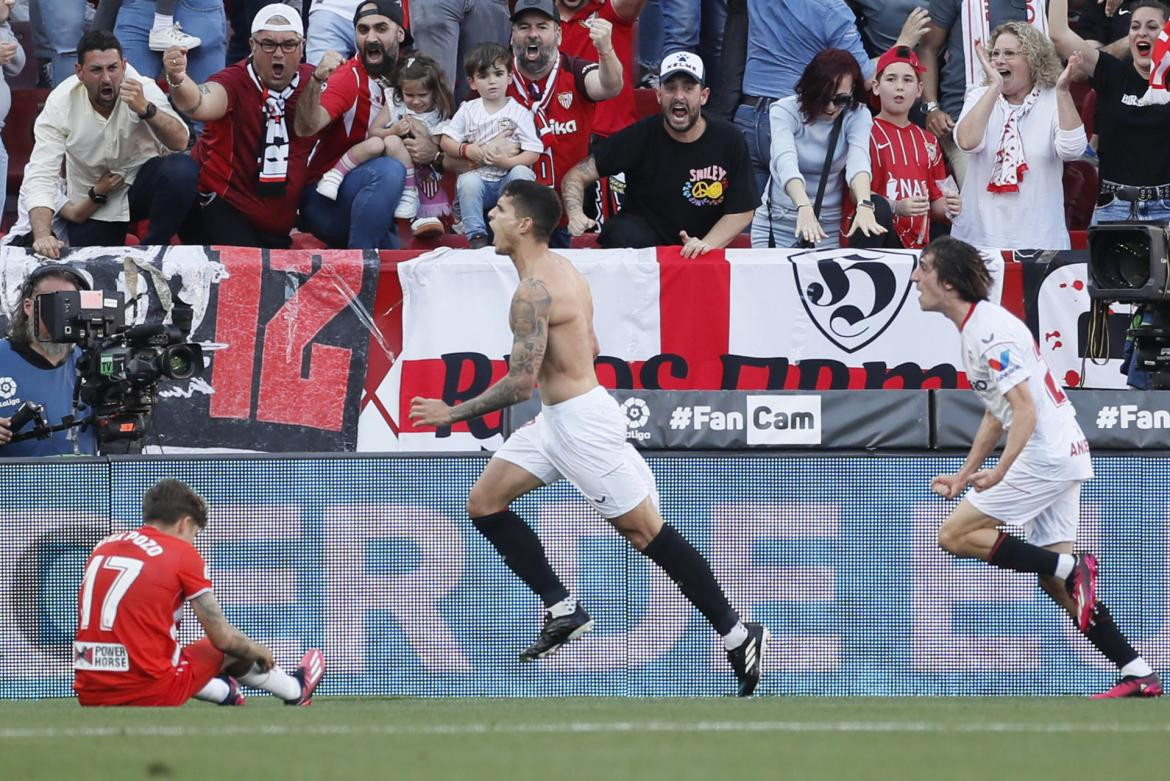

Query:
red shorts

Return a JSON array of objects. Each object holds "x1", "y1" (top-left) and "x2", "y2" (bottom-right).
[{"x1": 77, "y1": 638, "x2": 225, "y2": 707}]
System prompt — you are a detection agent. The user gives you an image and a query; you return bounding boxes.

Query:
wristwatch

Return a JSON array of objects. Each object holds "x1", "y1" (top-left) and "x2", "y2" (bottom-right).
[
  {"x1": 857, "y1": 199, "x2": 875, "y2": 210},
  {"x1": 88, "y1": 187, "x2": 108, "y2": 204},
  {"x1": 924, "y1": 101, "x2": 941, "y2": 113},
  {"x1": 137, "y1": 102, "x2": 157, "y2": 120}
]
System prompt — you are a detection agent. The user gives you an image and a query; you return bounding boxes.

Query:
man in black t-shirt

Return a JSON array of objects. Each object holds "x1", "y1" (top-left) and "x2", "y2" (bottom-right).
[{"x1": 560, "y1": 52, "x2": 756, "y2": 256}]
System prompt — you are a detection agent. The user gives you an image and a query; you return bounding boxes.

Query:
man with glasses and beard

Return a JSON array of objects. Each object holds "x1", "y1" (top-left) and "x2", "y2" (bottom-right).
[
  {"x1": 506, "y1": 0, "x2": 623, "y2": 248},
  {"x1": 0, "y1": 265, "x2": 97, "y2": 457},
  {"x1": 292, "y1": 0, "x2": 417, "y2": 249},
  {"x1": 561, "y1": 52, "x2": 754, "y2": 254},
  {"x1": 162, "y1": 3, "x2": 317, "y2": 248}
]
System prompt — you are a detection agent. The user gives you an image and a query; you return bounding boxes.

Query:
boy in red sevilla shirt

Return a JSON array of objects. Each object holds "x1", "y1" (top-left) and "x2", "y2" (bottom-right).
[
  {"x1": 74, "y1": 479, "x2": 325, "y2": 707},
  {"x1": 869, "y1": 45, "x2": 962, "y2": 249},
  {"x1": 505, "y1": 0, "x2": 623, "y2": 246}
]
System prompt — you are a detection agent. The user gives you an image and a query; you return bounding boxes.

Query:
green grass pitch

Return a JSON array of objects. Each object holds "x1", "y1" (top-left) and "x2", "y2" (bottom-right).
[{"x1": 1, "y1": 697, "x2": 1165, "y2": 780}]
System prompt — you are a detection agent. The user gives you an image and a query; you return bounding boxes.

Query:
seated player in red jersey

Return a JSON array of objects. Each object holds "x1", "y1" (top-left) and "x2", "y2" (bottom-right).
[
  {"x1": 73, "y1": 479, "x2": 325, "y2": 707},
  {"x1": 869, "y1": 45, "x2": 962, "y2": 249}
]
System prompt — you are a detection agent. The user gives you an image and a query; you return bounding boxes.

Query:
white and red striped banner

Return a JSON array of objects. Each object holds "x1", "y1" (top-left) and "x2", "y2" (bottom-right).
[{"x1": 357, "y1": 246, "x2": 1005, "y2": 452}]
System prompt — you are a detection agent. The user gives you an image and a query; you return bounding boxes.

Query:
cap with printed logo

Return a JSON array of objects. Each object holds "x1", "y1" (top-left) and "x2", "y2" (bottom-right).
[
  {"x1": 251, "y1": 3, "x2": 304, "y2": 35},
  {"x1": 510, "y1": 0, "x2": 558, "y2": 22},
  {"x1": 659, "y1": 51, "x2": 705, "y2": 85}
]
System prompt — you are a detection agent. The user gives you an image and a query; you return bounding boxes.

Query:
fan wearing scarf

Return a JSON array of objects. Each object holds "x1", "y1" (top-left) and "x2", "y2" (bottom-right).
[
  {"x1": 505, "y1": 0, "x2": 623, "y2": 248},
  {"x1": 163, "y1": 3, "x2": 317, "y2": 248},
  {"x1": 950, "y1": 22, "x2": 1083, "y2": 250}
]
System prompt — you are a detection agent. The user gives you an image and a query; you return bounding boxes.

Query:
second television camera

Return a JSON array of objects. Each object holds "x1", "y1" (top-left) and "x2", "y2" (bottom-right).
[{"x1": 34, "y1": 287, "x2": 204, "y2": 446}]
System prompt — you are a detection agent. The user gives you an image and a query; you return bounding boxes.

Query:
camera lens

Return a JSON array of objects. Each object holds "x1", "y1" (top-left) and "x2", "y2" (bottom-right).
[{"x1": 160, "y1": 344, "x2": 201, "y2": 380}]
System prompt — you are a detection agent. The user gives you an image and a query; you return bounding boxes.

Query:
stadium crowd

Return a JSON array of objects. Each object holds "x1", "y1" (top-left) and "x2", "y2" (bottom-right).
[{"x1": 0, "y1": 0, "x2": 1164, "y2": 255}]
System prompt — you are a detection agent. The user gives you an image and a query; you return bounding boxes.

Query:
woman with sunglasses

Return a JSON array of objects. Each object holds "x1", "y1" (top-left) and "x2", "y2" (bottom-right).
[
  {"x1": 750, "y1": 48, "x2": 888, "y2": 249},
  {"x1": 950, "y1": 22, "x2": 1084, "y2": 250}
]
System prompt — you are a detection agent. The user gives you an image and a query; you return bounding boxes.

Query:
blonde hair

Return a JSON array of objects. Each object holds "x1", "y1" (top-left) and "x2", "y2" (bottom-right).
[{"x1": 987, "y1": 22, "x2": 1062, "y2": 90}]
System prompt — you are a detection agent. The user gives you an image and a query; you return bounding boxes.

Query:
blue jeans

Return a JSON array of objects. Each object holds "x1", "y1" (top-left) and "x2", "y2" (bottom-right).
[
  {"x1": 733, "y1": 101, "x2": 772, "y2": 200},
  {"x1": 114, "y1": 0, "x2": 228, "y2": 83},
  {"x1": 1091, "y1": 196, "x2": 1170, "y2": 225},
  {"x1": 299, "y1": 157, "x2": 407, "y2": 250},
  {"x1": 306, "y1": 9, "x2": 357, "y2": 65},
  {"x1": 30, "y1": 0, "x2": 88, "y2": 86},
  {"x1": 661, "y1": 0, "x2": 727, "y2": 91},
  {"x1": 67, "y1": 153, "x2": 199, "y2": 246},
  {"x1": 456, "y1": 166, "x2": 535, "y2": 238},
  {"x1": 410, "y1": 0, "x2": 511, "y2": 102},
  {"x1": 637, "y1": 0, "x2": 663, "y2": 69}
]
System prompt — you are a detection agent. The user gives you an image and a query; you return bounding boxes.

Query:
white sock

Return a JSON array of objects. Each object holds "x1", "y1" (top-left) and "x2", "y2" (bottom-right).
[
  {"x1": 1054, "y1": 554, "x2": 1075, "y2": 580},
  {"x1": 722, "y1": 621, "x2": 749, "y2": 650},
  {"x1": 153, "y1": 13, "x2": 174, "y2": 32},
  {"x1": 240, "y1": 663, "x2": 302, "y2": 701},
  {"x1": 547, "y1": 596, "x2": 577, "y2": 618},
  {"x1": 193, "y1": 677, "x2": 229, "y2": 703},
  {"x1": 1121, "y1": 658, "x2": 1154, "y2": 678}
]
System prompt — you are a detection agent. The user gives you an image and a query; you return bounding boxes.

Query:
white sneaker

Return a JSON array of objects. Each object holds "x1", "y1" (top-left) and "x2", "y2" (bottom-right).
[
  {"x1": 411, "y1": 216, "x2": 444, "y2": 238},
  {"x1": 316, "y1": 169, "x2": 343, "y2": 200},
  {"x1": 149, "y1": 23, "x2": 202, "y2": 52},
  {"x1": 394, "y1": 186, "x2": 419, "y2": 220}
]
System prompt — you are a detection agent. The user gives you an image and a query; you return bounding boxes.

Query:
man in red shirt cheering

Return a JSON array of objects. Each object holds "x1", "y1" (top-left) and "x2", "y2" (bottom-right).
[
  {"x1": 162, "y1": 3, "x2": 318, "y2": 248},
  {"x1": 506, "y1": 0, "x2": 623, "y2": 247},
  {"x1": 74, "y1": 479, "x2": 326, "y2": 707}
]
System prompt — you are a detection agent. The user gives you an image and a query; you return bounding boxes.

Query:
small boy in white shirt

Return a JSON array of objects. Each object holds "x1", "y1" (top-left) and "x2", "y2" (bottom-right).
[{"x1": 440, "y1": 42, "x2": 543, "y2": 249}]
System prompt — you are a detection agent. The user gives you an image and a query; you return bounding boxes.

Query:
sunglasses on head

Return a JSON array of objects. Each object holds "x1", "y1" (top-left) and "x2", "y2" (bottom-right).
[{"x1": 830, "y1": 93, "x2": 855, "y2": 107}]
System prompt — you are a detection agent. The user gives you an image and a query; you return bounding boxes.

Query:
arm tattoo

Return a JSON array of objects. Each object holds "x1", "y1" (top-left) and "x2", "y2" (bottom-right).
[
  {"x1": 562, "y1": 156, "x2": 599, "y2": 215},
  {"x1": 192, "y1": 592, "x2": 253, "y2": 658},
  {"x1": 449, "y1": 280, "x2": 551, "y2": 423}
]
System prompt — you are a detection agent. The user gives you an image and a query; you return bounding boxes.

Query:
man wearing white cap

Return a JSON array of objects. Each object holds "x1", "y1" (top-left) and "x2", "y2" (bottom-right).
[
  {"x1": 561, "y1": 52, "x2": 755, "y2": 254},
  {"x1": 163, "y1": 3, "x2": 318, "y2": 247}
]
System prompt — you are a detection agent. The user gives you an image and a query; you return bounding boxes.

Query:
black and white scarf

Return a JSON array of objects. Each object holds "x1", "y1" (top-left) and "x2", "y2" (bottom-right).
[{"x1": 247, "y1": 61, "x2": 300, "y2": 198}]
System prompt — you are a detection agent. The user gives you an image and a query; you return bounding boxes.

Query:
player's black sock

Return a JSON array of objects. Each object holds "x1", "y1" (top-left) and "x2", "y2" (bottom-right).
[
  {"x1": 1082, "y1": 601, "x2": 1140, "y2": 669},
  {"x1": 641, "y1": 523, "x2": 738, "y2": 635},
  {"x1": 472, "y1": 510, "x2": 570, "y2": 608},
  {"x1": 987, "y1": 532, "x2": 1060, "y2": 575}
]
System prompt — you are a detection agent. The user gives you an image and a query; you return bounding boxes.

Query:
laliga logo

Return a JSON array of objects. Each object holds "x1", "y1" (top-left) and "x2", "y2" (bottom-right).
[
  {"x1": 788, "y1": 248, "x2": 917, "y2": 354},
  {"x1": 0, "y1": 376, "x2": 16, "y2": 400},
  {"x1": 622, "y1": 397, "x2": 651, "y2": 442}
]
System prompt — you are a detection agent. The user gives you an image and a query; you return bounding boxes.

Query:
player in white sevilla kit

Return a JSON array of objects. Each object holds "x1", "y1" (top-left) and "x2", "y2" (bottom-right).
[{"x1": 913, "y1": 236, "x2": 1161, "y2": 698}]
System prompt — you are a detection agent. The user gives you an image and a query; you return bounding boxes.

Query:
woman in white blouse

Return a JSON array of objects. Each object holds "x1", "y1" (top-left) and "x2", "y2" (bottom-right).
[{"x1": 953, "y1": 22, "x2": 1084, "y2": 250}]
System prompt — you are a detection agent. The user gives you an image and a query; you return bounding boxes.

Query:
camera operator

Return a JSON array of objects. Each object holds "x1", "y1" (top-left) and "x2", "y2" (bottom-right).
[{"x1": 0, "y1": 265, "x2": 97, "y2": 457}]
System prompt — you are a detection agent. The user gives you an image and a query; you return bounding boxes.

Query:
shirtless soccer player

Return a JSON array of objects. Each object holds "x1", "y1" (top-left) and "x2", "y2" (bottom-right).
[
  {"x1": 410, "y1": 179, "x2": 767, "y2": 696},
  {"x1": 915, "y1": 236, "x2": 1160, "y2": 698}
]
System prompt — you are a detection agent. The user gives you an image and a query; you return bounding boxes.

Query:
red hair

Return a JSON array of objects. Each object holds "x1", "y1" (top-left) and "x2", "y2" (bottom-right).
[{"x1": 795, "y1": 49, "x2": 867, "y2": 122}]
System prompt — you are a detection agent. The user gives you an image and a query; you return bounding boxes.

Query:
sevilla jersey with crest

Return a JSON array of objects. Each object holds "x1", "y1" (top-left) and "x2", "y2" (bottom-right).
[
  {"x1": 508, "y1": 52, "x2": 598, "y2": 193},
  {"x1": 73, "y1": 526, "x2": 213, "y2": 702},
  {"x1": 960, "y1": 300, "x2": 1093, "y2": 482},
  {"x1": 308, "y1": 56, "x2": 392, "y2": 183},
  {"x1": 559, "y1": 0, "x2": 636, "y2": 135},
  {"x1": 869, "y1": 117, "x2": 946, "y2": 249}
]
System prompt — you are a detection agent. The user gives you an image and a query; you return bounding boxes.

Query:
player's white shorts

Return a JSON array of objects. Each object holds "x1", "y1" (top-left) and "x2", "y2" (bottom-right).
[
  {"x1": 493, "y1": 385, "x2": 660, "y2": 519},
  {"x1": 965, "y1": 469, "x2": 1084, "y2": 547}
]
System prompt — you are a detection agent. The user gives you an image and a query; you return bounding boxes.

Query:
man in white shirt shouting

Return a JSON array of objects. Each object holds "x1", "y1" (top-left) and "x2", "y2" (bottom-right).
[
  {"x1": 24, "y1": 30, "x2": 194, "y2": 257},
  {"x1": 914, "y1": 236, "x2": 1161, "y2": 699}
]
